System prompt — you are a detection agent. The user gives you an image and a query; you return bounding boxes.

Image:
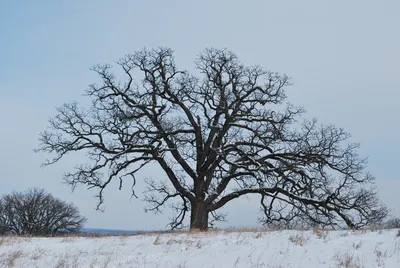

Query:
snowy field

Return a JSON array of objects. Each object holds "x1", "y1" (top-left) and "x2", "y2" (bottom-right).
[{"x1": 1, "y1": 229, "x2": 400, "y2": 267}]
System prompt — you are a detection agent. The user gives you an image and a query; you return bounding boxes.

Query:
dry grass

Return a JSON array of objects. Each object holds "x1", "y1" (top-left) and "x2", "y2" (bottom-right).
[
  {"x1": 340, "y1": 231, "x2": 351, "y2": 237},
  {"x1": 352, "y1": 241, "x2": 362, "y2": 250},
  {"x1": 288, "y1": 232, "x2": 309, "y2": 246},
  {"x1": 90, "y1": 254, "x2": 112, "y2": 268},
  {"x1": 1, "y1": 226, "x2": 398, "y2": 240},
  {"x1": 222, "y1": 226, "x2": 273, "y2": 233},
  {"x1": 195, "y1": 240, "x2": 203, "y2": 249},
  {"x1": 0, "y1": 249, "x2": 24, "y2": 268},
  {"x1": 60, "y1": 237, "x2": 77, "y2": 243},
  {"x1": 166, "y1": 237, "x2": 201, "y2": 247},
  {"x1": 134, "y1": 226, "x2": 275, "y2": 237},
  {"x1": 53, "y1": 250, "x2": 81, "y2": 268},
  {"x1": 252, "y1": 232, "x2": 264, "y2": 239},
  {"x1": 31, "y1": 246, "x2": 47, "y2": 261},
  {"x1": 313, "y1": 227, "x2": 329, "y2": 240},
  {"x1": 151, "y1": 234, "x2": 197, "y2": 247},
  {"x1": 153, "y1": 235, "x2": 161, "y2": 245},
  {"x1": 374, "y1": 243, "x2": 388, "y2": 267},
  {"x1": 132, "y1": 225, "x2": 400, "y2": 239},
  {"x1": 1, "y1": 228, "x2": 399, "y2": 267},
  {"x1": 333, "y1": 251, "x2": 363, "y2": 268},
  {"x1": 0, "y1": 236, "x2": 31, "y2": 247}
]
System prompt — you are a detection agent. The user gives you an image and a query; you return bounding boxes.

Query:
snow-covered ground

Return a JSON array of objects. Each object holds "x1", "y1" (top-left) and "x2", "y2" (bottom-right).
[{"x1": 1, "y1": 229, "x2": 400, "y2": 267}]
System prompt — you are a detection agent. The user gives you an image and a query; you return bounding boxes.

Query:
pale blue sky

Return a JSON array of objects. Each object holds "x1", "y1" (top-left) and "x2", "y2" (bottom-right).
[{"x1": 1, "y1": 0, "x2": 399, "y2": 230}]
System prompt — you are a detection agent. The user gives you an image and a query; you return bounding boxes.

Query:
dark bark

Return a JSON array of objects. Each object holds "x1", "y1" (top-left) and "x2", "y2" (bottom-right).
[{"x1": 190, "y1": 201, "x2": 209, "y2": 230}]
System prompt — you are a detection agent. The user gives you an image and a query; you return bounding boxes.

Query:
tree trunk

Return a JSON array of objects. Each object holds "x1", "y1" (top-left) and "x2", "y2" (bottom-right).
[{"x1": 190, "y1": 201, "x2": 209, "y2": 230}]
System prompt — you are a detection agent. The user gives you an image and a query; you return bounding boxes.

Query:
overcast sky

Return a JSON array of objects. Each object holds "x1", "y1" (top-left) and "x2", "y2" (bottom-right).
[{"x1": 1, "y1": 0, "x2": 399, "y2": 230}]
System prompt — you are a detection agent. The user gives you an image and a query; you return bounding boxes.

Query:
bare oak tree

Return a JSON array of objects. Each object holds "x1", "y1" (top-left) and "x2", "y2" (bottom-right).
[
  {"x1": 0, "y1": 188, "x2": 86, "y2": 235},
  {"x1": 36, "y1": 47, "x2": 387, "y2": 230}
]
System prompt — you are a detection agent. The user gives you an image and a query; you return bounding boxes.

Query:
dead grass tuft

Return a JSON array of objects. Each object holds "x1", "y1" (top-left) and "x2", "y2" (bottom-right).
[
  {"x1": 313, "y1": 227, "x2": 328, "y2": 240},
  {"x1": 223, "y1": 226, "x2": 270, "y2": 233},
  {"x1": 153, "y1": 235, "x2": 161, "y2": 245},
  {"x1": 195, "y1": 240, "x2": 203, "y2": 249},
  {"x1": 333, "y1": 251, "x2": 362, "y2": 268},
  {"x1": 253, "y1": 232, "x2": 264, "y2": 239},
  {"x1": 288, "y1": 232, "x2": 309, "y2": 246},
  {"x1": 374, "y1": 244, "x2": 388, "y2": 267},
  {"x1": 60, "y1": 237, "x2": 77, "y2": 243},
  {"x1": 352, "y1": 241, "x2": 362, "y2": 250}
]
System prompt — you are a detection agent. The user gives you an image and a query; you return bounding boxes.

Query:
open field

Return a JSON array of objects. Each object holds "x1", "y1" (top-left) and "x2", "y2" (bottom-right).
[{"x1": 1, "y1": 228, "x2": 400, "y2": 267}]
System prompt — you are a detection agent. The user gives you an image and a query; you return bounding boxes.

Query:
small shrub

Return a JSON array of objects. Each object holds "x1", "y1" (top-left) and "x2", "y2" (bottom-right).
[{"x1": 0, "y1": 188, "x2": 86, "y2": 236}]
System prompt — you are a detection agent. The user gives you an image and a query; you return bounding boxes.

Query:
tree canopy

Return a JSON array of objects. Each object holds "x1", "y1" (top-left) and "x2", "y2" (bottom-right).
[
  {"x1": 0, "y1": 188, "x2": 86, "y2": 235},
  {"x1": 37, "y1": 47, "x2": 387, "y2": 230}
]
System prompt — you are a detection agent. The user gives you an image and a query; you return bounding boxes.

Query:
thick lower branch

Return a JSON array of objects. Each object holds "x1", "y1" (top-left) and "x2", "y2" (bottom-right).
[{"x1": 208, "y1": 187, "x2": 356, "y2": 228}]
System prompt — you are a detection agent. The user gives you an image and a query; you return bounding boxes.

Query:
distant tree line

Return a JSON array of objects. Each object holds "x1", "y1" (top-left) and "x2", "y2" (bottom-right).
[{"x1": 0, "y1": 188, "x2": 86, "y2": 236}]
